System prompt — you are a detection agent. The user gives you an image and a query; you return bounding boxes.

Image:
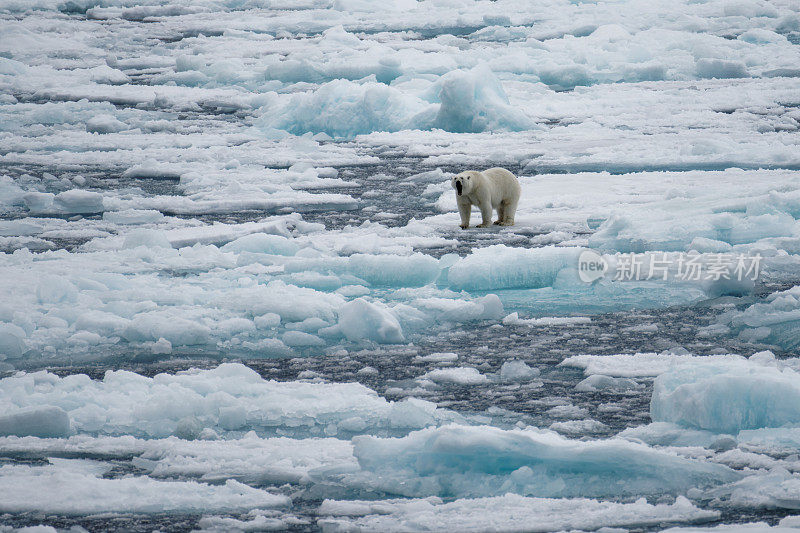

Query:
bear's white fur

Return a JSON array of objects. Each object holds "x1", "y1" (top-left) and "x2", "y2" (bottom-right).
[{"x1": 450, "y1": 167, "x2": 521, "y2": 229}]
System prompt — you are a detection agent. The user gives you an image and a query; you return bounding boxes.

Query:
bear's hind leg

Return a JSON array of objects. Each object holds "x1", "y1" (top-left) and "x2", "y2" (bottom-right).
[
  {"x1": 501, "y1": 197, "x2": 519, "y2": 226},
  {"x1": 493, "y1": 203, "x2": 506, "y2": 225}
]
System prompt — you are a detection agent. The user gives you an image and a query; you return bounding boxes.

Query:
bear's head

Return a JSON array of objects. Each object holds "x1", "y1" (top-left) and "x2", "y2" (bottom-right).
[{"x1": 451, "y1": 171, "x2": 479, "y2": 197}]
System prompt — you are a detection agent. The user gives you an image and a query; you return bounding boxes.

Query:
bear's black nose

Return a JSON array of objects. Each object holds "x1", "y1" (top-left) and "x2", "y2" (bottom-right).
[{"x1": 456, "y1": 181, "x2": 462, "y2": 196}]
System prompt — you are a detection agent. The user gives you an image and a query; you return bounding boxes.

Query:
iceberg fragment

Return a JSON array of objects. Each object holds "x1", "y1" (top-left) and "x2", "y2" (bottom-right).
[
  {"x1": 575, "y1": 374, "x2": 642, "y2": 392},
  {"x1": 651, "y1": 357, "x2": 800, "y2": 433},
  {"x1": 258, "y1": 65, "x2": 533, "y2": 138},
  {"x1": 0, "y1": 323, "x2": 27, "y2": 359},
  {"x1": 53, "y1": 189, "x2": 105, "y2": 214},
  {"x1": 448, "y1": 245, "x2": 580, "y2": 291},
  {"x1": 498, "y1": 360, "x2": 540, "y2": 382},
  {"x1": 0, "y1": 406, "x2": 70, "y2": 438},
  {"x1": 420, "y1": 367, "x2": 488, "y2": 385},
  {"x1": 719, "y1": 285, "x2": 800, "y2": 350},
  {"x1": 86, "y1": 113, "x2": 128, "y2": 133},
  {"x1": 432, "y1": 64, "x2": 535, "y2": 133},
  {"x1": 338, "y1": 298, "x2": 404, "y2": 344},
  {"x1": 344, "y1": 424, "x2": 740, "y2": 498}
]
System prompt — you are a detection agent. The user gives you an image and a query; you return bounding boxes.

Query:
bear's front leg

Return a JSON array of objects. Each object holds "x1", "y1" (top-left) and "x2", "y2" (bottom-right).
[
  {"x1": 457, "y1": 198, "x2": 471, "y2": 229},
  {"x1": 476, "y1": 197, "x2": 493, "y2": 228}
]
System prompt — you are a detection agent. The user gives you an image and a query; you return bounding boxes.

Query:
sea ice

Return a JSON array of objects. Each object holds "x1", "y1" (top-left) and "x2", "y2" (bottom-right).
[
  {"x1": 718, "y1": 285, "x2": 800, "y2": 350},
  {"x1": 447, "y1": 245, "x2": 580, "y2": 291},
  {"x1": 663, "y1": 522, "x2": 800, "y2": 532},
  {"x1": 3, "y1": 0, "x2": 800, "y2": 527},
  {"x1": 86, "y1": 113, "x2": 128, "y2": 133},
  {"x1": 0, "y1": 323, "x2": 27, "y2": 359},
  {"x1": 548, "y1": 419, "x2": 610, "y2": 436},
  {"x1": 651, "y1": 356, "x2": 800, "y2": 433},
  {"x1": 502, "y1": 313, "x2": 592, "y2": 327},
  {"x1": 102, "y1": 209, "x2": 164, "y2": 225},
  {"x1": 561, "y1": 352, "x2": 746, "y2": 378},
  {"x1": 342, "y1": 424, "x2": 740, "y2": 499},
  {"x1": 0, "y1": 363, "x2": 462, "y2": 438},
  {"x1": 318, "y1": 494, "x2": 718, "y2": 532},
  {"x1": 414, "y1": 352, "x2": 458, "y2": 363},
  {"x1": 258, "y1": 65, "x2": 532, "y2": 138},
  {"x1": 498, "y1": 360, "x2": 540, "y2": 382},
  {"x1": 420, "y1": 367, "x2": 488, "y2": 386},
  {"x1": 0, "y1": 459, "x2": 288, "y2": 515},
  {"x1": 337, "y1": 298, "x2": 405, "y2": 344},
  {"x1": 705, "y1": 468, "x2": 800, "y2": 511},
  {"x1": 220, "y1": 233, "x2": 300, "y2": 256},
  {"x1": 197, "y1": 511, "x2": 304, "y2": 532},
  {"x1": 0, "y1": 406, "x2": 70, "y2": 438},
  {"x1": 285, "y1": 253, "x2": 441, "y2": 287},
  {"x1": 48, "y1": 190, "x2": 104, "y2": 214},
  {"x1": 738, "y1": 427, "x2": 800, "y2": 454},
  {"x1": 575, "y1": 374, "x2": 642, "y2": 393}
]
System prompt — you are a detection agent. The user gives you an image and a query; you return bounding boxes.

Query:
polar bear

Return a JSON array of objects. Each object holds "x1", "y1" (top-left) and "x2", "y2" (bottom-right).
[{"x1": 451, "y1": 167, "x2": 521, "y2": 229}]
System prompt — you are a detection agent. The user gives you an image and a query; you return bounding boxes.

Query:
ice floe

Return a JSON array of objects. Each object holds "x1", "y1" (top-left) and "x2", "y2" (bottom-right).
[
  {"x1": 561, "y1": 351, "x2": 747, "y2": 378},
  {"x1": 340, "y1": 424, "x2": 740, "y2": 499},
  {"x1": 2, "y1": 0, "x2": 800, "y2": 528},
  {"x1": 0, "y1": 458, "x2": 288, "y2": 515},
  {"x1": 0, "y1": 363, "x2": 462, "y2": 438},
  {"x1": 718, "y1": 284, "x2": 800, "y2": 350},
  {"x1": 318, "y1": 494, "x2": 718, "y2": 532},
  {"x1": 651, "y1": 354, "x2": 800, "y2": 433}
]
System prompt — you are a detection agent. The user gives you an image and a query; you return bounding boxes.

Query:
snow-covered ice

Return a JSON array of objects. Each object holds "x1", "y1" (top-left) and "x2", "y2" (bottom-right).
[
  {"x1": 0, "y1": 363, "x2": 462, "y2": 438},
  {"x1": 561, "y1": 351, "x2": 747, "y2": 378},
  {"x1": 663, "y1": 522, "x2": 800, "y2": 533},
  {"x1": 2, "y1": 0, "x2": 800, "y2": 528},
  {"x1": 0, "y1": 433, "x2": 357, "y2": 486},
  {"x1": 318, "y1": 494, "x2": 718, "y2": 532},
  {"x1": 0, "y1": 458, "x2": 288, "y2": 515}
]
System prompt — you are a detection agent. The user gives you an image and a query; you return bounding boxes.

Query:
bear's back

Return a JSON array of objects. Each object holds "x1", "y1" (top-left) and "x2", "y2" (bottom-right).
[{"x1": 482, "y1": 167, "x2": 520, "y2": 192}]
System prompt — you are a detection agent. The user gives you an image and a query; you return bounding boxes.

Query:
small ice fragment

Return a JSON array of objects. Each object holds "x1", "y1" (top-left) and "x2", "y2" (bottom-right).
[
  {"x1": 338, "y1": 298, "x2": 404, "y2": 344},
  {"x1": 498, "y1": 360, "x2": 540, "y2": 382},
  {"x1": 151, "y1": 338, "x2": 172, "y2": 355},
  {"x1": 415, "y1": 352, "x2": 458, "y2": 363}
]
